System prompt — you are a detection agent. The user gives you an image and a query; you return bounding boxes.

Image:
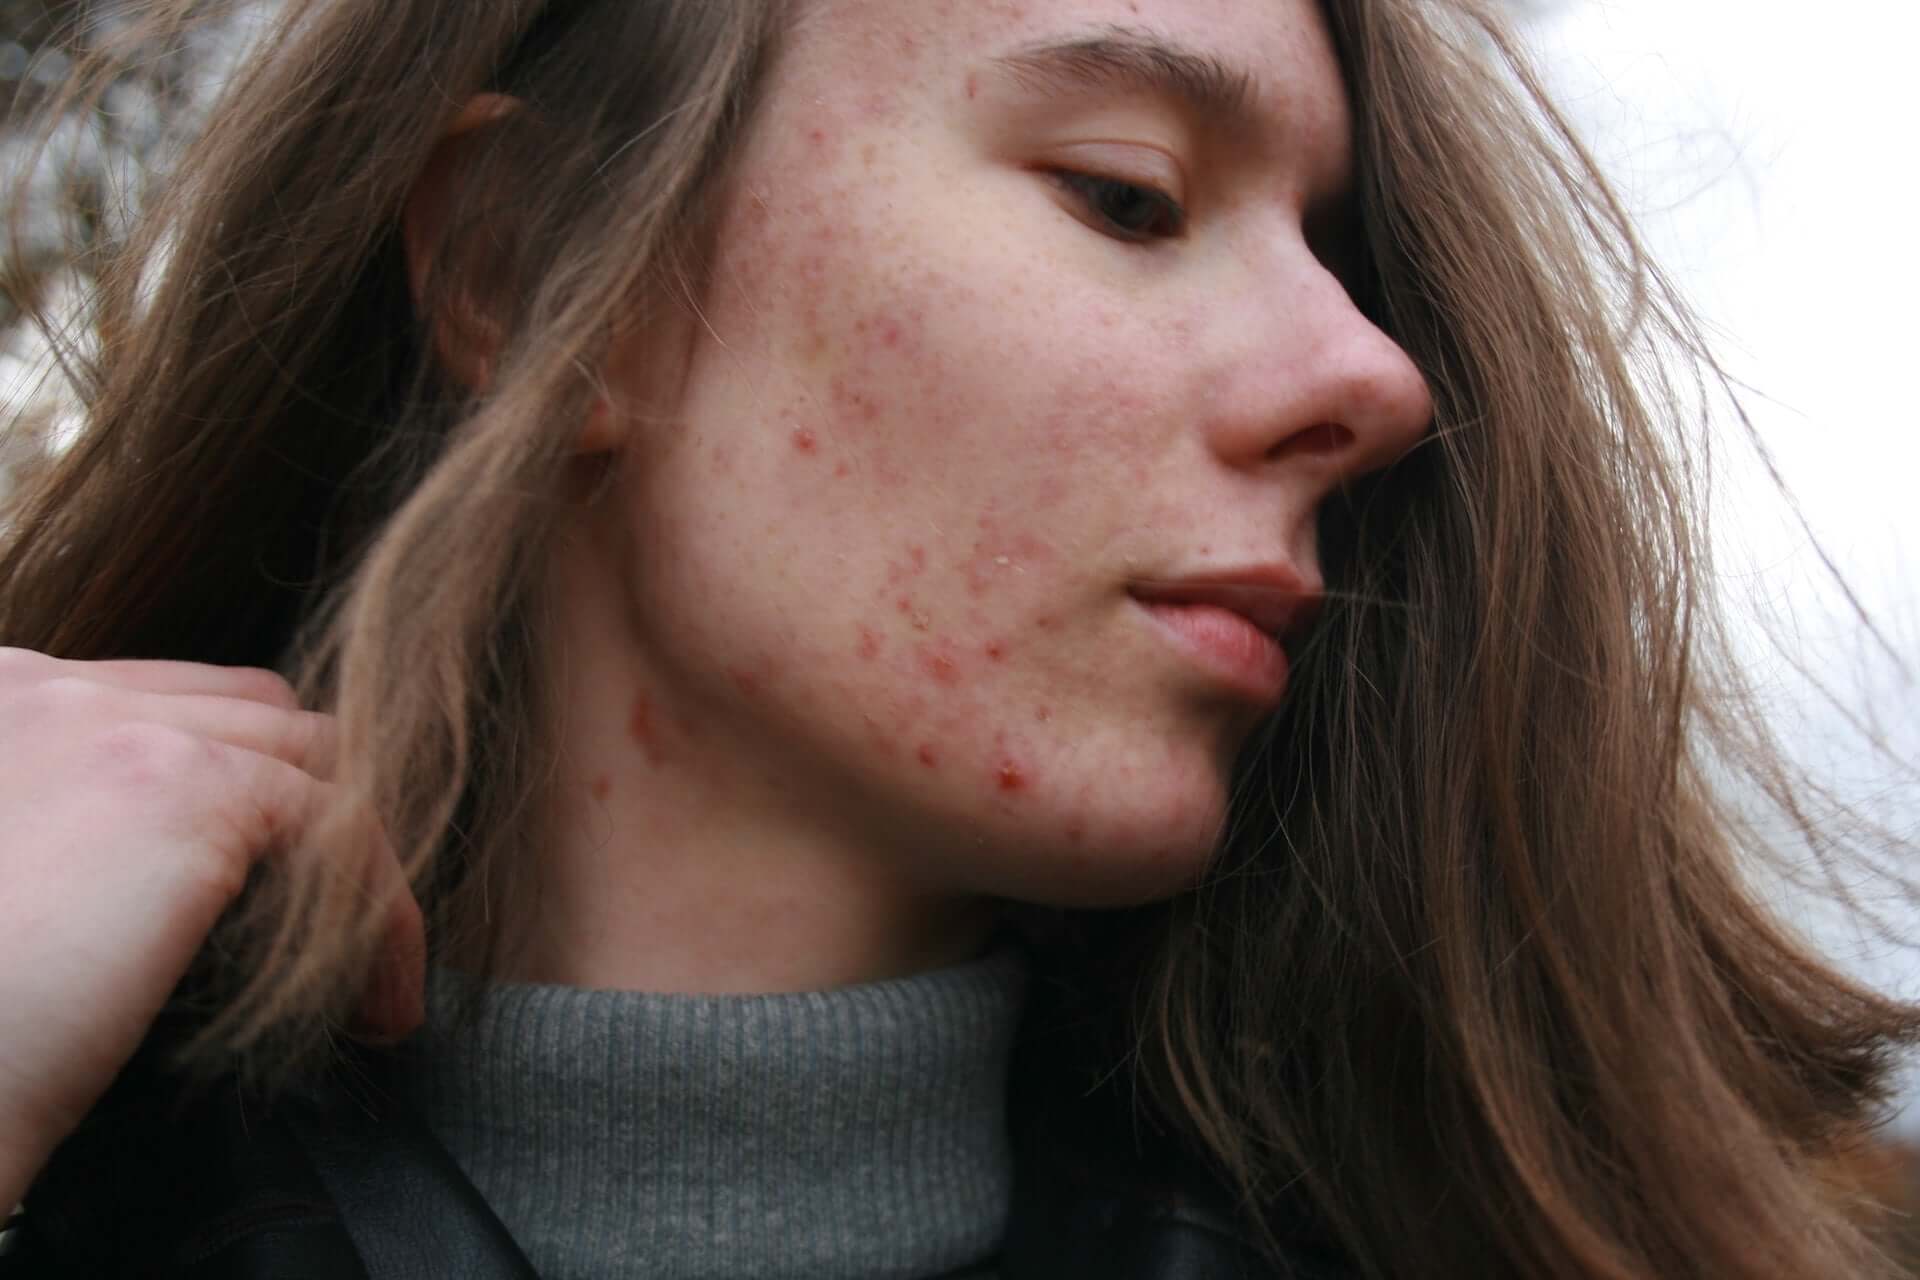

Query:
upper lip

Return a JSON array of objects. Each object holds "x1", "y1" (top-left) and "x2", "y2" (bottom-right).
[{"x1": 1128, "y1": 565, "x2": 1325, "y2": 645}]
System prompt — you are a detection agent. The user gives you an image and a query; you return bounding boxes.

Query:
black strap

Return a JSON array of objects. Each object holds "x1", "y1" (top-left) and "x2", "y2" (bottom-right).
[{"x1": 280, "y1": 1066, "x2": 538, "y2": 1280}]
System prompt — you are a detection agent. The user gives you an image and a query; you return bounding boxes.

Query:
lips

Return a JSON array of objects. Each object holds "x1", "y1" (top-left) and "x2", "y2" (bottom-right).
[
  {"x1": 1128, "y1": 566, "x2": 1323, "y2": 701},
  {"x1": 1127, "y1": 568, "x2": 1323, "y2": 647}
]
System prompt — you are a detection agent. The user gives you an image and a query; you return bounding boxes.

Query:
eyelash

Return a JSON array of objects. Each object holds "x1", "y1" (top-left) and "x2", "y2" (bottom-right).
[{"x1": 1052, "y1": 171, "x2": 1187, "y2": 243}]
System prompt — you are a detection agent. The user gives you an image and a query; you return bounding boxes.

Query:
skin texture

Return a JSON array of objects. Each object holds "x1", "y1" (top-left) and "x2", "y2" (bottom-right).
[{"x1": 520, "y1": 0, "x2": 1433, "y2": 992}]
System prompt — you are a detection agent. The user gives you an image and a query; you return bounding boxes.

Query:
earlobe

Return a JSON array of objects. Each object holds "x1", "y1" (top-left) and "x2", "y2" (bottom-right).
[{"x1": 401, "y1": 94, "x2": 522, "y2": 395}]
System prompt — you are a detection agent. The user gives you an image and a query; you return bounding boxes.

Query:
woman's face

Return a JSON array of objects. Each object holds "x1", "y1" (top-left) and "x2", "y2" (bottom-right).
[{"x1": 594, "y1": 0, "x2": 1430, "y2": 908}]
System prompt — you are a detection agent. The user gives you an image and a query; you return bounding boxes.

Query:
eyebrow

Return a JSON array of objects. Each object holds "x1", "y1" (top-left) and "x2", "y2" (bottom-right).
[{"x1": 990, "y1": 27, "x2": 1264, "y2": 138}]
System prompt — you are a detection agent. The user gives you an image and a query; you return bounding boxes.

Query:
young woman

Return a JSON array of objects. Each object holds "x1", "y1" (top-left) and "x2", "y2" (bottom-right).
[{"x1": 1, "y1": 0, "x2": 1913, "y2": 1276}]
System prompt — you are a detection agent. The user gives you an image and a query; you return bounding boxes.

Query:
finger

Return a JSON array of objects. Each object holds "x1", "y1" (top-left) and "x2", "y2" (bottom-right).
[
  {"x1": 117, "y1": 692, "x2": 339, "y2": 778},
  {"x1": 42, "y1": 654, "x2": 300, "y2": 710},
  {"x1": 209, "y1": 747, "x2": 424, "y2": 1039},
  {"x1": 354, "y1": 888, "x2": 428, "y2": 1043}
]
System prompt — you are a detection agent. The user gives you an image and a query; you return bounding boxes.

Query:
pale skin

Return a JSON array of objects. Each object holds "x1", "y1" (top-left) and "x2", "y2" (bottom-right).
[{"x1": 0, "y1": 0, "x2": 1430, "y2": 1207}]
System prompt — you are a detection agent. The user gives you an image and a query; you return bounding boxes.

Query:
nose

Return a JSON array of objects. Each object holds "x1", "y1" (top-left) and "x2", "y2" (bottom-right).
[{"x1": 1201, "y1": 254, "x2": 1433, "y2": 482}]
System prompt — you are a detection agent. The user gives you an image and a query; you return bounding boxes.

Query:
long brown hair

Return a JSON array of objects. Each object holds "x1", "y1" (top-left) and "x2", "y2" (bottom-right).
[{"x1": 3, "y1": 1, "x2": 1914, "y2": 1277}]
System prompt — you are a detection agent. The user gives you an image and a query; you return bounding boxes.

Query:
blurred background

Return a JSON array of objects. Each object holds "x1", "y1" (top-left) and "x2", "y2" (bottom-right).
[{"x1": 3, "y1": 0, "x2": 1918, "y2": 1255}]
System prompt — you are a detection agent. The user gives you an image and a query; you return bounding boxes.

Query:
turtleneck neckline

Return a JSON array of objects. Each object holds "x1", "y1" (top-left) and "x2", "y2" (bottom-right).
[{"x1": 391, "y1": 945, "x2": 1027, "y2": 1280}]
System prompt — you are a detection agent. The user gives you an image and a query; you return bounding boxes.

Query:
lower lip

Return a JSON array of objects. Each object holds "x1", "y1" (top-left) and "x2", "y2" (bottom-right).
[{"x1": 1136, "y1": 601, "x2": 1291, "y2": 701}]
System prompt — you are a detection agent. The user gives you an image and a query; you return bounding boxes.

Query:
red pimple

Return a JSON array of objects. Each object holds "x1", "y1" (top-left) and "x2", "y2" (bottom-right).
[
  {"x1": 729, "y1": 667, "x2": 761, "y2": 697},
  {"x1": 910, "y1": 545, "x2": 927, "y2": 572},
  {"x1": 1013, "y1": 534, "x2": 1050, "y2": 562},
  {"x1": 834, "y1": 461, "x2": 853, "y2": 478},
  {"x1": 808, "y1": 127, "x2": 828, "y2": 146},
  {"x1": 1035, "y1": 705, "x2": 1053, "y2": 723},
  {"x1": 922, "y1": 650, "x2": 961, "y2": 686},
  {"x1": 917, "y1": 743, "x2": 939, "y2": 769},
  {"x1": 857, "y1": 627, "x2": 882, "y2": 660},
  {"x1": 791, "y1": 427, "x2": 818, "y2": 454},
  {"x1": 966, "y1": 72, "x2": 979, "y2": 99},
  {"x1": 996, "y1": 761, "x2": 1028, "y2": 792},
  {"x1": 629, "y1": 694, "x2": 667, "y2": 765},
  {"x1": 985, "y1": 641, "x2": 1007, "y2": 662},
  {"x1": 591, "y1": 775, "x2": 612, "y2": 802}
]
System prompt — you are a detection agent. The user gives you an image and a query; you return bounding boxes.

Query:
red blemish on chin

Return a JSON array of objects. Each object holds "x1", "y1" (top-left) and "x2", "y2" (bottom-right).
[
  {"x1": 985, "y1": 641, "x2": 1007, "y2": 662},
  {"x1": 808, "y1": 127, "x2": 828, "y2": 146},
  {"x1": 728, "y1": 667, "x2": 761, "y2": 697},
  {"x1": 857, "y1": 627, "x2": 882, "y2": 660},
  {"x1": 996, "y1": 761, "x2": 1028, "y2": 792},
  {"x1": 591, "y1": 775, "x2": 612, "y2": 802},
  {"x1": 1034, "y1": 705, "x2": 1053, "y2": 723},
  {"x1": 966, "y1": 72, "x2": 979, "y2": 99},
  {"x1": 791, "y1": 427, "x2": 818, "y2": 454},
  {"x1": 910, "y1": 545, "x2": 927, "y2": 572},
  {"x1": 917, "y1": 743, "x2": 939, "y2": 769},
  {"x1": 835, "y1": 462, "x2": 852, "y2": 478}
]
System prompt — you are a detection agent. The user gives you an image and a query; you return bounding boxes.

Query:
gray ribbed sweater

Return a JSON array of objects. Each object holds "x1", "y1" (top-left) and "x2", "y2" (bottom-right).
[{"x1": 391, "y1": 947, "x2": 1026, "y2": 1280}]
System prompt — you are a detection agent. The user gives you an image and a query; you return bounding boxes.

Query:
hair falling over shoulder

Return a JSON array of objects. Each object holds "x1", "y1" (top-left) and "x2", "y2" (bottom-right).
[{"x1": 2, "y1": 1, "x2": 1915, "y2": 1277}]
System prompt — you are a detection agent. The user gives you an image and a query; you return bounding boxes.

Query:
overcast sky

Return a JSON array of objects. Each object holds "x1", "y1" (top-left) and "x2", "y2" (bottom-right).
[{"x1": 1521, "y1": 0, "x2": 1920, "y2": 1112}]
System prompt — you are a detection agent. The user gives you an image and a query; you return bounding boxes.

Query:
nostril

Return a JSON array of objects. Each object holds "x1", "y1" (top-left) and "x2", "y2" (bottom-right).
[{"x1": 1267, "y1": 422, "x2": 1353, "y2": 461}]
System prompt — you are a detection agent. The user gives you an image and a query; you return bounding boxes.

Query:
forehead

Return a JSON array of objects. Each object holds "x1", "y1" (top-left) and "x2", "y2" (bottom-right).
[{"x1": 784, "y1": 0, "x2": 1354, "y2": 189}]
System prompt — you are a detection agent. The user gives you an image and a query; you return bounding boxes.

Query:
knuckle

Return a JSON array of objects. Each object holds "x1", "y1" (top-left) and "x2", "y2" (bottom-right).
[
  {"x1": 7, "y1": 674, "x2": 105, "y2": 727},
  {"x1": 83, "y1": 721, "x2": 222, "y2": 792}
]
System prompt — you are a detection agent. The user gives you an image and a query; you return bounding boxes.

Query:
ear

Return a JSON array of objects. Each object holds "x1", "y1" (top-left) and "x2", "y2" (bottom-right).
[{"x1": 402, "y1": 94, "x2": 522, "y2": 395}]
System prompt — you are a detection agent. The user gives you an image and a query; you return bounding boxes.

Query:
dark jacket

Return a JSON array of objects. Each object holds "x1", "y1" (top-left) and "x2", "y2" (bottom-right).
[{"x1": 2, "y1": 1022, "x2": 1353, "y2": 1279}]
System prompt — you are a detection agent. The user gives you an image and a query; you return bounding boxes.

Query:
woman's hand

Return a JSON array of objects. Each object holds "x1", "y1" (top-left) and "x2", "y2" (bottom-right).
[{"x1": 0, "y1": 648, "x2": 425, "y2": 1207}]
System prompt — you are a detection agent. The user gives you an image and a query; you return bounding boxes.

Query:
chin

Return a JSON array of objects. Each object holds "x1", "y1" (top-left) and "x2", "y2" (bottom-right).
[{"x1": 976, "y1": 801, "x2": 1228, "y2": 911}]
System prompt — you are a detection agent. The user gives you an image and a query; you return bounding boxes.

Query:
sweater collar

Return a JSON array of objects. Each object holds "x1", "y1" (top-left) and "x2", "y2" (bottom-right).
[{"x1": 392, "y1": 945, "x2": 1026, "y2": 1280}]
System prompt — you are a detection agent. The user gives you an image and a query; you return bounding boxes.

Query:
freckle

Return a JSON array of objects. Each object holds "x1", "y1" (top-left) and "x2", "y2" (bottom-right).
[
  {"x1": 996, "y1": 761, "x2": 1028, "y2": 792},
  {"x1": 1035, "y1": 615, "x2": 1057, "y2": 631},
  {"x1": 791, "y1": 427, "x2": 818, "y2": 454},
  {"x1": 857, "y1": 627, "x2": 882, "y2": 659},
  {"x1": 917, "y1": 743, "x2": 939, "y2": 769},
  {"x1": 591, "y1": 775, "x2": 611, "y2": 802}
]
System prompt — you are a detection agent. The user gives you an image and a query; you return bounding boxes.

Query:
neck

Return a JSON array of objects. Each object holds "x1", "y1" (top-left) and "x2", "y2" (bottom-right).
[{"x1": 510, "y1": 518, "x2": 997, "y2": 993}]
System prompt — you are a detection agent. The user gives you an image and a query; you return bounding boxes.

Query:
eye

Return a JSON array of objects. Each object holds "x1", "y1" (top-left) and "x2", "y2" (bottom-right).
[{"x1": 1052, "y1": 171, "x2": 1186, "y2": 243}]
